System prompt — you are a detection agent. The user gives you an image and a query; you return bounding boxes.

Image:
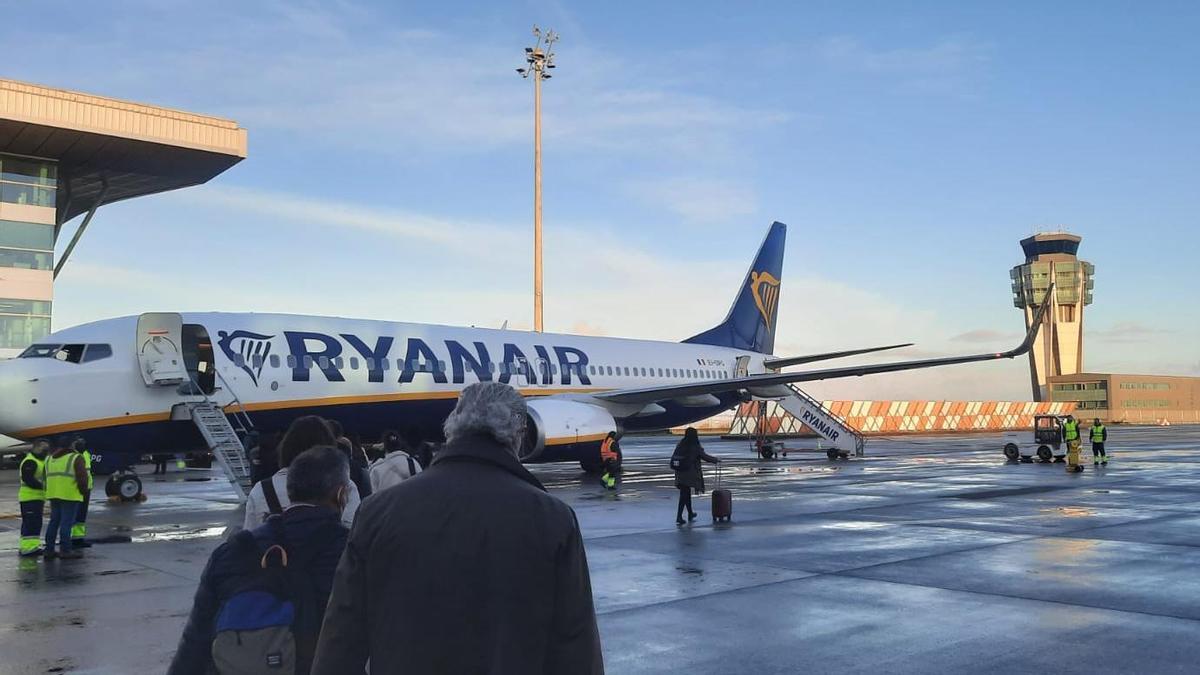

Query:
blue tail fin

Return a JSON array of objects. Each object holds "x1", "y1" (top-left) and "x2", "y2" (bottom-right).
[{"x1": 684, "y1": 221, "x2": 786, "y2": 354}]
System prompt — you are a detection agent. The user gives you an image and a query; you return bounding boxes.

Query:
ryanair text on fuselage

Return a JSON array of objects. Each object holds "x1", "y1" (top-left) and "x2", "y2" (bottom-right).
[{"x1": 245, "y1": 330, "x2": 594, "y2": 387}]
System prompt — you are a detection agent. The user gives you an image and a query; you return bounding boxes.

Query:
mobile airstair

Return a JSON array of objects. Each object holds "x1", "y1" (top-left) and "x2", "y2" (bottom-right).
[
  {"x1": 137, "y1": 313, "x2": 256, "y2": 499},
  {"x1": 750, "y1": 383, "x2": 865, "y2": 458}
]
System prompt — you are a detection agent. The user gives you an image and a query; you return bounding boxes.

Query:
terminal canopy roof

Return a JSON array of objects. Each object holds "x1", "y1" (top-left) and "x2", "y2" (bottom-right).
[{"x1": 0, "y1": 78, "x2": 246, "y2": 223}]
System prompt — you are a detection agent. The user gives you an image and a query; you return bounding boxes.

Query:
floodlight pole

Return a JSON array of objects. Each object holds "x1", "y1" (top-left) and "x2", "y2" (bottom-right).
[{"x1": 518, "y1": 26, "x2": 557, "y2": 332}]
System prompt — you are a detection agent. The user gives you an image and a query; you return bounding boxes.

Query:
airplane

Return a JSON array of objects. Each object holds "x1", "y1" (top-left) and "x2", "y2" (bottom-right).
[{"x1": 0, "y1": 221, "x2": 1049, "y2": 498}]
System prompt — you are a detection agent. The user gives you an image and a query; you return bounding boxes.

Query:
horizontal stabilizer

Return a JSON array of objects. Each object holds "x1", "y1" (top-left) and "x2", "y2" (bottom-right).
[{"x1": 762, "y1": 343, "x2": 914, "y2": 370}]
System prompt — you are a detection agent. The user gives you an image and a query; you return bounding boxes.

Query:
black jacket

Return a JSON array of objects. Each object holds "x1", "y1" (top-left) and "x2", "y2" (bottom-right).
[
  {"x1": 168, "y1": 505, "x2": 349, "y2": 675},
  {"x1": 312, "y1": 434, "x2": 604, "y2": 675},
  {"x1": 672, "y1": 436, "x2": 719, "y2": 493}
]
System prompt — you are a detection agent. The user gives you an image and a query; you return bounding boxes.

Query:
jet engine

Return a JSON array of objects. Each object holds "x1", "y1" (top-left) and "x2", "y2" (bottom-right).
[{"x1": 521, "y1": 398, "x2": 618, "y2": 464}]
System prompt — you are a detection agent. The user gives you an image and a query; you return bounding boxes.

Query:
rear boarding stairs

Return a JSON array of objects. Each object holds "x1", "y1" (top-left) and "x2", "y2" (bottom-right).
[{"x1": 748, "y1": 384, "x2": 865, "y2": 460}]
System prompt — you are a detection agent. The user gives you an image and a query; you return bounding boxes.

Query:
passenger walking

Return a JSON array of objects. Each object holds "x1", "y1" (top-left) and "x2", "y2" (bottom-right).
[
  {"x1": 312, "y1": 382, "x2": 604, "y2": 674},
  {"x1": 169, "y1": 446, "x2": 353, "y2": 675},
  {"x1": 44, "y1": 437, "x2": 89, "y2": 559},
  {"x1": 244, "y1": 416, "x2": 361, "y2": 530},
  {"x1": 328, "y1": 419, "x2": 372, "y2": 499},
  {"x1": 70, "y1": 436, "x2": 94, "y2": 548},
  {"x1": 1091, "y1": 418, "x2": 1108, "y2": 466},
  {"x1": 671, "y1": 427, "x2": 720, "y2": 525},
  {"x1": 368, "y1": 429, "x2": 422, "y2": 493},
  {"x1": 17, "y1": 438, "x2": 50, "y2": 557},
  {"x1": 599, "y1": 431, "x2": 621, "y2": 490}
]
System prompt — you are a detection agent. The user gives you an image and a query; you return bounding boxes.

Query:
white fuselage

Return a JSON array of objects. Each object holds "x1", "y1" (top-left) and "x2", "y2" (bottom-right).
[{"x1": 0, "y1": 313, "x2": 762, "y2": 462}]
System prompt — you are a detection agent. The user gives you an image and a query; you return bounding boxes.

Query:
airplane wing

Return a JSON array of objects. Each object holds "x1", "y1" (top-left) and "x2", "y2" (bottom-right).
[
  {"x1": 596, "y1": 288, "x2": 1051, "y2": 407},
  {"x1": 761, "y1": 343, "x2": 913, "y2": 370}
]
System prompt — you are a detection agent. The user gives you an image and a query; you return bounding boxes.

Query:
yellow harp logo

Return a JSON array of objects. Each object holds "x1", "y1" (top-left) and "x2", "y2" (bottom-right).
[{"x1": 749, "y1": 271, "x2": 781, "y2": 331}]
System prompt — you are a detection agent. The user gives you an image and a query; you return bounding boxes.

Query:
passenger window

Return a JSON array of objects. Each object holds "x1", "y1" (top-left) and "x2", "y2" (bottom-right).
[
  {"x1": 381, "y1": 358, "x2": 390, "y2": 371},
  {"x1": 318, "y1": 356, "x2": 330, "y2": 369},
  {"x1": 303, "y1": 356, "x2": 314, "y2": 368},
  {"x1": 365, "y1": 357, "x2": 376, "y2": 370},
  {"x1": 334, "y1": 357, "x2": 344, "y2": 369},
  {"x1": 231, "y1": 353, "x2": 246, "y2": 367},
  {"x1": 287, "y1": 355, "x2": 297, "y2": 368},
  {"x1": 349, "y1": 357, "x2": 359, "y2": 370},
  {"x1": 82, "y1": 344, "x2": 113, "y2": 363},
  {"x1": 269, "y1": 354, "x2": 281, "y2": 369},
  {"x1": 606, "y1": 366, "x2": 613, "y2": 376},
  {"x1": 252, "y1": 354, "x2": 265, "y2": 368}
]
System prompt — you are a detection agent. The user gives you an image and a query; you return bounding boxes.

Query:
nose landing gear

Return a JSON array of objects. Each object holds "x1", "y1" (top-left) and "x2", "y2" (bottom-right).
[{"x1": 104, "y1": 470, "x2": 144, "y2": 502}]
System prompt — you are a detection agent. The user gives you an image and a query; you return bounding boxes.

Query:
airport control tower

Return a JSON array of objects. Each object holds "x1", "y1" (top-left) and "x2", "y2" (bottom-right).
[{"x1": 1010, "y1": 232, "x2": 1095, "y2": 401}]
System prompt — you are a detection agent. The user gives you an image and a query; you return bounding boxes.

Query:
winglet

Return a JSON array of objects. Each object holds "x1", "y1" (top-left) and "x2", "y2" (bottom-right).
[{"x1": 1004, "y1": 283, "x2": 1054, "y2": 358}]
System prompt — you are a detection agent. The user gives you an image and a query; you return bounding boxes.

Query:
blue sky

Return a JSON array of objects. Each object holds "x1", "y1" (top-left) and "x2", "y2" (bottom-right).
[{"x1": 5, "y1": 0, "x2": 1197, "y2": 399}]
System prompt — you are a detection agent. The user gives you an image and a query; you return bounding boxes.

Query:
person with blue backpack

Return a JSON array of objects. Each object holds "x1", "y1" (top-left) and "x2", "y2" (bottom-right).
[{"x1": 168, "y1": 445, "x2": 352, "y2": 675}]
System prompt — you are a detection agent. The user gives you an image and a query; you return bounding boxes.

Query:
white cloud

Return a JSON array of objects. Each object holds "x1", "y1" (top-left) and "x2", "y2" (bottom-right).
[{"x1": 625, "y1": 177, "x2": 758, "y2": 224}]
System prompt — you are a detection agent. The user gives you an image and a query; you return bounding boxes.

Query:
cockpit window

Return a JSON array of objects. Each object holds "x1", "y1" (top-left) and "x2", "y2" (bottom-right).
[
  {"x1": 82, "y1": 344, "x2": 113, "y2": 363},
  {"x1": 19, "y1": 344, "x2": 61, "y2": 358},
  {"x1": 20, "y1": 343, "x2": 112, "y2": 363},
  {"x1": 53, "y1": 344, "x2": 86, "y2": 363}
]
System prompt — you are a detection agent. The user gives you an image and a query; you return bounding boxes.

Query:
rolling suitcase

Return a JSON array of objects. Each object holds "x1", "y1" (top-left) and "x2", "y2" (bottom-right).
[{"x1": 711, "y1": 463, "x2": 732, "y2": 522}]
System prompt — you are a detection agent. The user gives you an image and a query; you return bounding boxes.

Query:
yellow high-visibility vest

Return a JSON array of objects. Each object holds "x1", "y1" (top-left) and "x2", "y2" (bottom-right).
[
  {"x1": 1091, "y1": 425, "x2": 1106, "y2": 443},
  {"x1": 45, "y1": 452, "x2": 84, "y2": 502},
  {"x1": 1063, "y1": 420, "x2": 1079, "y2": 441},
  {"x1": 79, "y1": 449, "x2": 93, "y2": 491},
  {"x1": 18, "y1": 453, "x2": 46, "y2": 502}
]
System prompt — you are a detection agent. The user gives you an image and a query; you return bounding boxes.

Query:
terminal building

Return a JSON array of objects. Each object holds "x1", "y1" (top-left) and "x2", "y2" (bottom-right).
[{"x1": 0, "y1": 78, "x2": 245, "y2": 357}]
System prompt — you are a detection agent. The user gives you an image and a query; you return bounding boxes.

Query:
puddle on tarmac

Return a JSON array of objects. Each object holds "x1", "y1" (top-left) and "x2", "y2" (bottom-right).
[
  {"x1": 676, "y1": 565, "x2": 704, "y2": 575},
  {"x1": 132, "y1": 526, "x2": 227, "y2": 543}
]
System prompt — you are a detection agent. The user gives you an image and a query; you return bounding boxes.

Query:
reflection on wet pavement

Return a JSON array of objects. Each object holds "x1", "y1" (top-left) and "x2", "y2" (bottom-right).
[{"x1": 0, "y1": 425, "x2": 1198, "y2": 673}]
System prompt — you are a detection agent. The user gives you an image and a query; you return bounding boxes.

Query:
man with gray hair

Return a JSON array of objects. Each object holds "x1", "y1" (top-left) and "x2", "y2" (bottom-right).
[{"x1": 314, "y1": 382, "x2": 604, "y2": 674}]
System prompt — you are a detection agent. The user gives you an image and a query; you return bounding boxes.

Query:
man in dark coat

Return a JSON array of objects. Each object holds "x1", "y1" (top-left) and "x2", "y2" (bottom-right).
[
  {"x1": 312, "y1": 382, "x2": 604, "y2": 674},
  {"x1": 168, "y1": 446, "x2": 352, "y2": 675}
]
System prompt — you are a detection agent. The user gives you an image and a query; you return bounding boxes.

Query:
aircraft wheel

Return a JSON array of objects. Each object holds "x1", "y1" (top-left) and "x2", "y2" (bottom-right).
[
  {"x1": 579, "y1": 458, "x2": 603, "y2": 474},
  {"x1": 838, "y1": 451, "x2": 850, "y2": 460},
  {"x1": 1003, "y1": 443, "x2": 1020, "y2": 461},
  {"x1": 826, "y1": 448, "x2": 839, "y2": 461},
  {"x1": 115, "y1": 474, "x2": 143, "y2": 502},
  {"x1": 759, "y1": 446, "x2": 776, "y2": 460},
  {"x1": 1037, "y1": 446, "x2": 1053, "y2": 463}
]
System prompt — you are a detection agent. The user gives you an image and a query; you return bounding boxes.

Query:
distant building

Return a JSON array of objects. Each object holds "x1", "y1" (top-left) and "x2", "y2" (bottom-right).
[
  {"x1": 695, "y1": 400, "x2": 1080, "y2": 437},
  {"x1": 1048, "y1": 373, "x2": 1200, "y2": 425},
  {"x1": 0, "y1": 78, "x2": 246, "y2": 357},
  {"x1": 1010, "y1": 232, "x2": 1095, "y2": 401}
]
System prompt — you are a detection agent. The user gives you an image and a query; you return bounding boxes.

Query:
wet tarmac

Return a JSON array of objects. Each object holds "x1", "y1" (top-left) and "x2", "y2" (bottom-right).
[{"x1": 2, "y1": 425, "x2": 1199, "y2": 673}]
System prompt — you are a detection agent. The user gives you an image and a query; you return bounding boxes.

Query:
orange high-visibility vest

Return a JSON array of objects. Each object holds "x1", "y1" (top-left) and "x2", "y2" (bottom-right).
[{"x1": 600, "y1": 437, "x2": 619, "y2": 462}]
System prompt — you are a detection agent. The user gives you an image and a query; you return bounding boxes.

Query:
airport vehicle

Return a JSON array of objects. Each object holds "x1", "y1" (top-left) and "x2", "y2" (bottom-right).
[
  {"x1": 1003, "y1": 414, "x2": 1068, "y2": 463},
  {"x1": 0, "y1": 222, "x2": 1051, "y2": 499}
]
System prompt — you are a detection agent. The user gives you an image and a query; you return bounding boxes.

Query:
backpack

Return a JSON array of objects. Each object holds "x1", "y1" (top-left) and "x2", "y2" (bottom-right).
[{"x1": 211, "y1": 517, "x2": 321, "y2": 675}]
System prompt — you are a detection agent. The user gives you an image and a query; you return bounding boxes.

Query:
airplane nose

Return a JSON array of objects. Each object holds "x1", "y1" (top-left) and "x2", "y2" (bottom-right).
[{"x1": 0, "y1": 360, "x2": 35, "y2": 439}]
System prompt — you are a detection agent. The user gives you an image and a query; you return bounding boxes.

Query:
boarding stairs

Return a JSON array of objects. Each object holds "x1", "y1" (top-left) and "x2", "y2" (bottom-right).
[
  {"x1": 774, "y1": 384, "x2": 865, "y2": 457},
  {"x1": 188, "y1": 396, "x2": 255, "y2": 498}
]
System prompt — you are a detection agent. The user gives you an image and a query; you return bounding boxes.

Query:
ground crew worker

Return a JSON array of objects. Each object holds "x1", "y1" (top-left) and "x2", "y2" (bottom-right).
[
  {"x1": 1091, "y1": 418, "x2": 1108, "y2": 466},
  {"x1": 44, "y1": 437, "x2": 89, "y2": 559},
  {"x1": 600, "y1": 431, "x2": 621, "y2": 490},
  {"x1": 1062, "y1": 415, "x2": 1083, "y2": 473},
  {"x1": 70, "y1": 436, "x2": 94, "y2": 548},
  {"x1": 18, "y1": 439, "x2": 50, "y2": 557}
]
